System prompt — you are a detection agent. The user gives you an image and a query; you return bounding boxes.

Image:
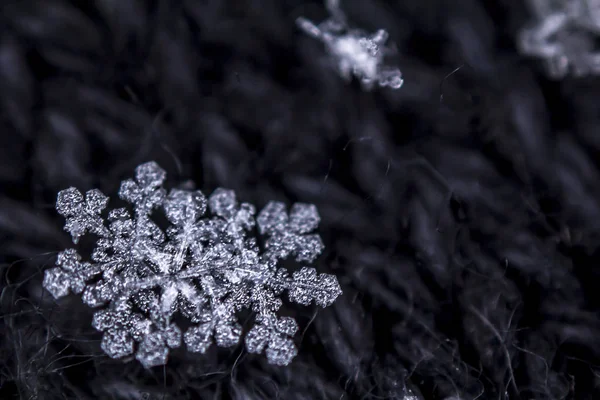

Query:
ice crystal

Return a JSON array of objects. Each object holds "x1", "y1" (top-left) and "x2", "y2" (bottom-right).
[
  {"x1": 297, "y1": 0, "x2": 403, "y2": 89},
  {"x1": 44, "y1": 161, "x2": 342, "y2": 368},
  {"x1": 518, "y1": 0, "x2": 600, "y2": 78}
]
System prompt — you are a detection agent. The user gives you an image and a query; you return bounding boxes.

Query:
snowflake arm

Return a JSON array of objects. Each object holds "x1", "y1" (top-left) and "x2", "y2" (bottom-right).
[
  {"x1": 43, "y1": 249, "x2": 101, "y2": 299},
  {"x1": 208, "y1": 188, "x2": 256, "y2": 247},
  {"x1": 257, "y1": 201, "x2": 325, "y2": 263},
  {"x1": 184, "y1": 287, "x2": 242, "y2": 354},
  {"x1": 136, "y1": 324, "x2": 182, "y2": 368},
  {"x1": 118, "y1": 161, "x2": 167, "y2": 217},
  {"x1": 92, "y1": 302, "x2": 152, "y2": 359},
  {"x1": 286, "y1": 267, "x2": 343, "y2": 307},
  {"x1": 56, "y1": 188, "x2": 110, "y2": 243},
  {"x1": 245, "y1": 313, "x2": 299, "y2": 366}
]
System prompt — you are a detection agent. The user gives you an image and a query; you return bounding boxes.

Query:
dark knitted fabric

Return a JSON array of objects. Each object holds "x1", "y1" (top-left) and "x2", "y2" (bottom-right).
[{"x1": 1, "y1": 1, "x2": 600, "y2": 399}]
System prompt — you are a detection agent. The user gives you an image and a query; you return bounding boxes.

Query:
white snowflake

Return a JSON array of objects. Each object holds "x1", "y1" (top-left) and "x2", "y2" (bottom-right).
[
  {"x1": 518, "y1": 0, "x2": 600, "y2": 77},
  {"x1": 297, "y1": 0, "x2": 404, "y2": 90},
  {"x1": 44, "y1": 161, "x2": 342, "y2": 368}
]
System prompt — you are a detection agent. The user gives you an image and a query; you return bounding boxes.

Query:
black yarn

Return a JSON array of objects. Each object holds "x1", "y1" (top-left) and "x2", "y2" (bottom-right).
[{"x1": 2, "y1": 0, "x2": 600, "y2": 399}]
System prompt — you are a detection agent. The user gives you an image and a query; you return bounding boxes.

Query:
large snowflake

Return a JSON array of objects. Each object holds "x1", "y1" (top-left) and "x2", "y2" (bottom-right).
[{"x1": 44, "y1": 161, "x2": 342, "y2": 368}]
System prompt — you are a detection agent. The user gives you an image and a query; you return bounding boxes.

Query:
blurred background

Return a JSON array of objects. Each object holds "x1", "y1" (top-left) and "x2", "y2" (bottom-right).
[{"x1": 1, "y1": 0, "x2": 600, "y2": 399}]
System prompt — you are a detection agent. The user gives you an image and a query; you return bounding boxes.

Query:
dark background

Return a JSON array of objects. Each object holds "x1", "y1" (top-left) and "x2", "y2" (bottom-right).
[{"x1": 1, "y1": 0, "x2": 600, "y2": 399}]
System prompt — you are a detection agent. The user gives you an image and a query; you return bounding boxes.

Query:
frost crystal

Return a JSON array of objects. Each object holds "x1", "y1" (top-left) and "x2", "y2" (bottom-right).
[
  {"x1": 44, "y1": 162, "x2": 342, "y2": 368},
  {"x1": 297, "y1": 0, "x2": 404, "y2": 90}
]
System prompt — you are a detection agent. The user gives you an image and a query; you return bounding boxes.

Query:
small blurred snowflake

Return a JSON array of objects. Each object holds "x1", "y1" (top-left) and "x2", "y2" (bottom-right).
[
  {"x1": 518, "y1": 0, "x2": 600, "y2": 78},
  {"x1": 44, "y1": 161, "x2": 342, "y2": 368},
  {"x1": 297, "y1": 0, "x2": 404, "y2": 89}
]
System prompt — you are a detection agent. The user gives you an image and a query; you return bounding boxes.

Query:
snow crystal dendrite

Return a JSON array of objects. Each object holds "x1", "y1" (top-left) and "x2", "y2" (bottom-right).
[
  {"x1": 297, "y1": 0, "x2": 403, "y2": 90},
  {"x1": 44, "y1": 161, "x2": 342, "y2": 368}
]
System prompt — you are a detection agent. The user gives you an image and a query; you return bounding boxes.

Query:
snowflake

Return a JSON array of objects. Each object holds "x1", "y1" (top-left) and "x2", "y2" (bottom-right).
[
  {"x1": 44, "y1": 161, "x2": 342, "y2": 368},
  {"x1": 518, "y1": 0, "x2": 600, "y2": 77},
  {"x1": 297, "y1": 0, "x2": 403, "y2": 89}
]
